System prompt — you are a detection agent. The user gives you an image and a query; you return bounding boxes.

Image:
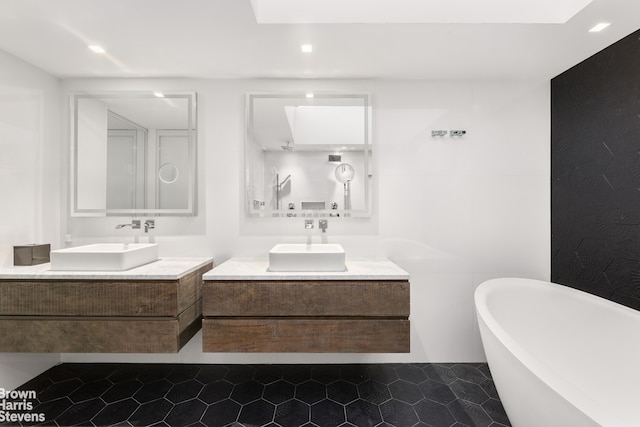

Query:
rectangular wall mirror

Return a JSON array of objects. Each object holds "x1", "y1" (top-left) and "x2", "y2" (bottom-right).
[
  {"x1": 70, "y1": 91, "x2": 197, "y2": 216},
  {"x1": 245, "y1": 92, "x2": 372, "y2": 217}
]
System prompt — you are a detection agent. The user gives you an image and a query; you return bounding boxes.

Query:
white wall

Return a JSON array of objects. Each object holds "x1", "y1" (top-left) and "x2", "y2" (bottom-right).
[
  {"x1": 0, "y1": 50, "x2": 62, "y2": 389},
  {"x1": 59, "y1": 78, "x2": 550, "y2": 365},
  {"x1": 0, "y1": 68, "x2": 549, "y2": 386}
]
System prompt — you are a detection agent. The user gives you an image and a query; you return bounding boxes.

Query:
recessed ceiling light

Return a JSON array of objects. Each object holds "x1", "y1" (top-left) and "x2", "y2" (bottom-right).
[
  {"x1": 88, "y1": 45, "x2": 106, "y2": 54},
  {"x1": 301, "y1": 44, "x2": 313, "y2": 53},
  {"x1": 589, "y1": 22, "x2": 610, "y2": 32},
  {"x1": 153, "y1": 92, "x2": 165, "y2": 98},
  {"x1": 306, "y1": 92, "x2": 314, "y2": 98}
]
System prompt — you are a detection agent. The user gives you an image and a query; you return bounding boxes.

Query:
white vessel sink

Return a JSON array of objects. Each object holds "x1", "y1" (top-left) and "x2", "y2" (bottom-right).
[
  {"x1": 268, "y1": 243, "x2": 346, "y2": 272},
  {"x1": 50, "y1": 243, "x2": 159, "y2": 271}
]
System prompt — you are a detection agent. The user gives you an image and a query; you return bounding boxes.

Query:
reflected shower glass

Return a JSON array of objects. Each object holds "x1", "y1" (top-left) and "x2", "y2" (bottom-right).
[{"x1": 71, "y1": 91, "x2": 197, "y2": 216}]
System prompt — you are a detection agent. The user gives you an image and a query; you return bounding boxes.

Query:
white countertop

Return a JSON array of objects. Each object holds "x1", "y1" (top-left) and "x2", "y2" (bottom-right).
[
  {"x1": 0, "y1": 257, "x2": 214, "y2": 280},
  {"x1": 202, "y1": 257, "x2": 410, "y2": 281}
]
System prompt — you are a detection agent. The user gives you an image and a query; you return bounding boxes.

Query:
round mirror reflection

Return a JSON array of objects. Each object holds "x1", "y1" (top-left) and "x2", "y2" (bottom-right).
[
  {"x1": 335, "y1": 163, "x2": 355, "y2": 183},
  {"x1": 158, "y1": 163, "x2": 179, "y2": 184}
]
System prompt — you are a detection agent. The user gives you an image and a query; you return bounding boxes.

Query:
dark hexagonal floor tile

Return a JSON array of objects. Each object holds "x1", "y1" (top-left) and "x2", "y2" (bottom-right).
[
  {"x1": 108, "y1": 364, "x2": 145, "y2": 383},
  {"x1": 282, "y1": 365, "x2": 312, "y2": 383},
  {"x1": 201, "y1": 399, "x2": 241, "y2": 426},
  {"x1": 92, "y1": 398, "x2": 139, "y2": 426},
  {"x1": 56, "y1": 397, "x2": 105, "y2": 426},
  {"x1": 423, "y1": 364, "x2": 457, "y2": 385},
  {"x1": 195, "y1": 365, "x2": 228, "y2": 384},
  {"x1": 275, "y1": 398, "x2": 310, "y2": 425},
  {"x1": 339, "y1": 364, "x2": 368, "y2": 385},
  {"x1": 346, "y1": 399, "x2": 382, "y2": 427},
  {"x1": 166, "y1": 365, "x2": 201, "y2": 384},
  {"x1": 482, "y1": 397, "x2": 511, "y2": 426},
  {"x1": 237, "y1": 399, "x2": 275, "y2": 426},
  {"x1": 264, "y1": 380, "x2": 295, "y2": 404},
  {"x1": 448, "y1": 399, "x2": 492, "y2": 427},
  {"x1": 478, "y1": 364, "x2": 492, "y2": 378},
  {"x1": 137, "y1": 364, "x2": 174, "y2": 383},
  {"x1": 413, "y1": 399, "x2": 456, "y2": 427},
  {"x1": 449, "y1": 379, "x2": 490, "y2": 404},
  {"x1": 358, "y1": 380, "x2": 391, "y2": 405},
  {"x1": 379, "y1": 399, "x2": 418, "y2": 426},
  {"x1": 327, "y1": 380, "x2": 358, "y2": 404},
  {"x1": 311, "y1": 399, "x2": 346, "y2": 426},
  {"x1": 165, "y1": 398, "x2": 207, "y2": 426},
  {"x1": 225, "y1": 365, "x2": 256, "y2": 383},
  {"x1": 133, "y1": 379, "x2": 172, "y2": 403},
  {"x1": 231, "y1": 380, "x2": 264, "y2": 404},
  {"x1": 480, "y1": 378, "x2": 500, "y2": 400},
  {"x1": 69, "y1": 379, "x2": 112, "y2": 403},
  {"x1": 166, "y1": 380, "x2": 203, "y2": 404},
  {"x1": 129, "y1": 398, "x2": 173, "y2": 426},
  {"x1": 395, "y1": 365, "x2": 428, "y2": 384},
  {"x1": 67, "y1": 363, "x2": 117, "y2": 383},
  {"x1": 450, "y1": 364, "x2": 488, "y2": 385},
  {"x1": 19, "y1": 372, "x2": 53, "y2": 397},
  {"x1": 388, "y1": 380, "x2": 423, "y2": 404},
  {"x1": 254, "y1": 364, "x2": 284, "y2": 384},
  {"x1": 199, "y1": 380, "x2": 234, "y2": 404},
  {"x1": 31, "y1": 397, "x2": 73, "y2": 422},
  {"x1": 296, "y1": 380, "x2": 326, "y2": 404},
  {"x1": 102, "y1": 379, "x2": 143, "y2": 403},
  {"x1": 419, "y1": 379, "x2": 457, "y2": 405},
  {"x1": 38, "y1": 378, "x2": 83, "y2": 403},
  {"x1": 45, "y1": 364, "x2": 102, "y2": 383},
  {"x1": 365, "y1": 365, "x2": 398, "y2": 384},
  {"x1": 312, "y1": 365, "x2": 342, "y2": 385}
]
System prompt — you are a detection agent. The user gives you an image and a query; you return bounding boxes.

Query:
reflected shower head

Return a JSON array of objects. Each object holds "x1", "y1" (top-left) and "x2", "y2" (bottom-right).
[{"x1": 281, "y1": 141, "x2": 295, "y2": 151}]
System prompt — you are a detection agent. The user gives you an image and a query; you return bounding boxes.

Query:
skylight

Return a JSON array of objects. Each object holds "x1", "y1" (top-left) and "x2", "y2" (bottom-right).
[{"x1": 250, "y1": 0, "x2": 594, "y2": 24}]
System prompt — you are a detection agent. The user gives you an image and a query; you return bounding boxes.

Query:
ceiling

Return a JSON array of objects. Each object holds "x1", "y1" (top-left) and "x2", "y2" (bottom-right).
[{"x1": 0, "y1": 0, "x2": 638, "y2": 80}]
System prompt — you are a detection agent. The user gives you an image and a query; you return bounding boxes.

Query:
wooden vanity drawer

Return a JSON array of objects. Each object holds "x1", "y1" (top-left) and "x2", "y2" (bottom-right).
[
  {"x1": 0, "y1": 267, "x2": 205, "y2": 316},
  {"x1": 203, "y1": 280, "x2": 410, "y2": 317},
  {"x1": 0, "y1": 299, "x2": 201, "y2": 353},
  {"x1": 203, "y1": 318, "x2": 410, "y2": 353}
]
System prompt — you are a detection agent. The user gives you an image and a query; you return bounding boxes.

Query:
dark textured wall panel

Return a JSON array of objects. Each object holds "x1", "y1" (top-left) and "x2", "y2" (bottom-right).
[{"x1": 552, "y1": 28, "x2": 640, "y2": 311}]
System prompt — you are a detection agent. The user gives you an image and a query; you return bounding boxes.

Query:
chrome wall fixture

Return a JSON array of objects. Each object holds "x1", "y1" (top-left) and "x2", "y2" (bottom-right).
[{"x1": 431, "y1": 130, "x2": 467, "y2": 137}]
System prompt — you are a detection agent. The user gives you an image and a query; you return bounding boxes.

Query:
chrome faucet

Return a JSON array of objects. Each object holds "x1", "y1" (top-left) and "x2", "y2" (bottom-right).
[
  {"x1": 319, "y1": 219, "x2": 328, "y2": 233},
  {"x1": 305, "y1": 219, "x2": 314, "y2": 229},
  {"x1": 144, "y1": 219, "x2": 155, "y2": 233},
  {"x1": 115, "y1": 220, "x2": 141, "y2": 230}
]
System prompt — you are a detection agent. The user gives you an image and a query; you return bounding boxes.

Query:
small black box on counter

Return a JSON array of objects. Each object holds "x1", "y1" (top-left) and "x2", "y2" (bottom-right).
[{"x1": 13, "y1": 244, "x2": 51, "y2": 266}]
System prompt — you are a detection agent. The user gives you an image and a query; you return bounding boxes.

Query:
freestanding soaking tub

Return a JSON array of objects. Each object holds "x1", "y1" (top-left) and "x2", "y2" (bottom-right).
[{"x1": 475, "y1": 278, "x2": 640, "y2": 427}]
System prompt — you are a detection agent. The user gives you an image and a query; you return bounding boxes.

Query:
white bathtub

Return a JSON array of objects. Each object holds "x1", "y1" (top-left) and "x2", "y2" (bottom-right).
[{"x1": 475, "y1": 278, "x2": 640, "y2": 427}]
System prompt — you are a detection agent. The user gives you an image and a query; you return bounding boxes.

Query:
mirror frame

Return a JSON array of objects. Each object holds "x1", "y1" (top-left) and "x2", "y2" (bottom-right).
[
  {"x1": 245, "y1": 91, "x2": 373, "y2": 218},
  {"x1": 70, "y1": 91, "x2": 197, "y2": 217}
]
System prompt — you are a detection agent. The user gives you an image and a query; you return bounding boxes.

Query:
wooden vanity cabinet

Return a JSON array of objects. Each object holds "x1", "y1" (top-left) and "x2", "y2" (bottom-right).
[
  {"x1": 202, "y1": 279, "x2": 410, "y2": 353},
  {"x1": 0, "y1": 261, "x2": 213, "y2": 353}
]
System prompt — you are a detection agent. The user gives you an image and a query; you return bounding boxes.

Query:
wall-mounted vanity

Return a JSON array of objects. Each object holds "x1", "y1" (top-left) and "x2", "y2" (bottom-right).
[
  {"x1": 245, "y1": 92, "x2": 372, "y2": 218},
  {"x1": 0, "y1": 258, "x2": 212, "y2": 352},
  {"x1": 201, "y1": 258, "x2": 410, "y2": 353},
  {"x1": 70, "y1": 91, "x2": 197, "y2": 217}
]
